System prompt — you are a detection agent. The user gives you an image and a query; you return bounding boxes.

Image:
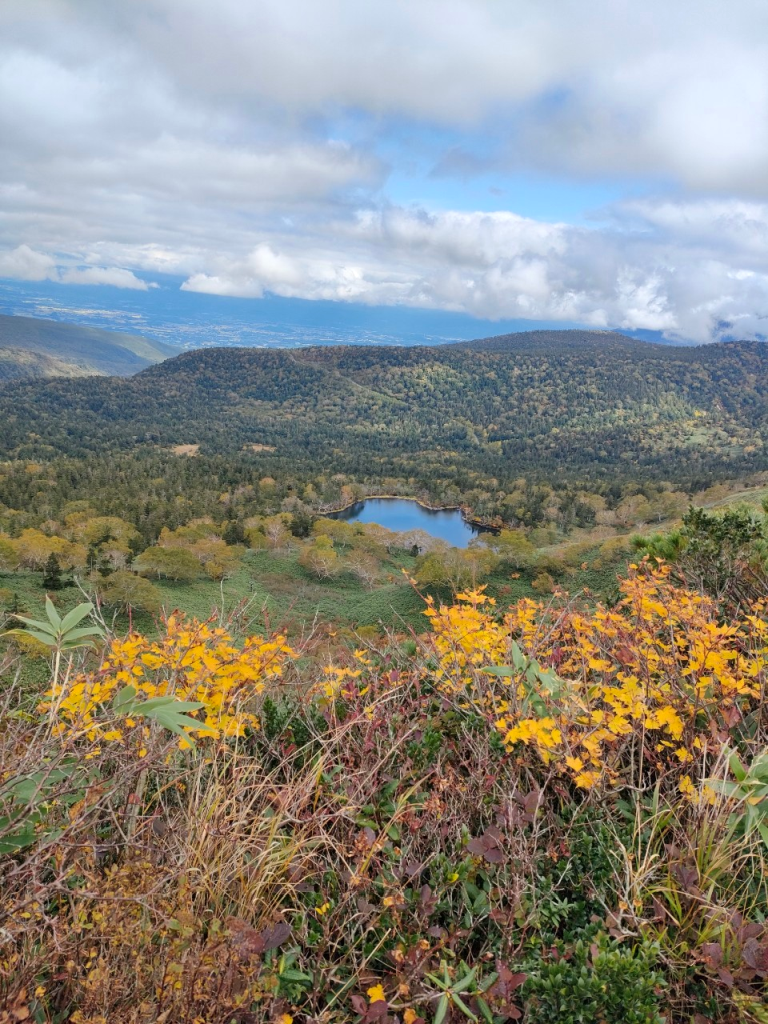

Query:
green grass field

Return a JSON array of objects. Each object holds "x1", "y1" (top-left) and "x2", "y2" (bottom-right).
[{"x1": 1, "y1": 540, "x2": 628, "y2": 645}]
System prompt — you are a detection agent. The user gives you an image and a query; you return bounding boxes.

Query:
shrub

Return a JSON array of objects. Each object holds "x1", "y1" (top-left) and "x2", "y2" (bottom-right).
[{"x1": 524, "y1": 939, "x2": 664, "y2": 1024}]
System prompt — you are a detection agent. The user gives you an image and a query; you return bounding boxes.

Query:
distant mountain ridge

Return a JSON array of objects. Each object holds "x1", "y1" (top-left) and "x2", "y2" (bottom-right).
[{"x1": 0, "y1": 313, "x2": 177, "y2": 379}]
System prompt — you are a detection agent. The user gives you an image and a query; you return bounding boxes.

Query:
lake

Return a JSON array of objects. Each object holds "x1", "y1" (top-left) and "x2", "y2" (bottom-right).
[{"x1": 327, "y1": 497, "x2": 490, "y2": 548}]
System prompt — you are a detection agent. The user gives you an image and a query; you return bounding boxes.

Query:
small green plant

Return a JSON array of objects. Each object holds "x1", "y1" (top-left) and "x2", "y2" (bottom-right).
[
  {"x1": 425, "y1": 960, "x2": 499, "y2": 1024},
  {"x1": 6, "y1": 597, "x2": 103, "y2": 653},
  {"x1": 484, "y1": 640, "x2": 568, "y2": 716},
  {"x1": 5, "y1": 597, "x2": 104, "y2": 690},
  {"x1": 0, "y1": 757, "x2": 93, "y2": 854},
  {"x1": 111, "y1": 684, "x2": 205, "y2": 739},
  {"x1": 706, "y1": 746, "x2": 768, "y2": 848},
  {"x1": 524, "y1": 938, "x2": 663, "y2": 1024}
]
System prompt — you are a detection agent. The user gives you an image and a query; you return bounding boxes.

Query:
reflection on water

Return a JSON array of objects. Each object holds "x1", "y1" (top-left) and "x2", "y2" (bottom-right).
[{"x1": 326, "y1": 497, "x2": 490, "y2": 549}]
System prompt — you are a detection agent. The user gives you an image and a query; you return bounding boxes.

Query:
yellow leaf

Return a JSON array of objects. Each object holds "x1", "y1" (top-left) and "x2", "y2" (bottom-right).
[{"x1": 367, "y1": 984, "x2": 386, "y2": 1004}]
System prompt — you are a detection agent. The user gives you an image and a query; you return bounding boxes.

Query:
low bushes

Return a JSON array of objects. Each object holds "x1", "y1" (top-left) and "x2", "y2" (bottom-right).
[{"x1": 1, "y1": 563, "x2": 767, "y2": 1021}]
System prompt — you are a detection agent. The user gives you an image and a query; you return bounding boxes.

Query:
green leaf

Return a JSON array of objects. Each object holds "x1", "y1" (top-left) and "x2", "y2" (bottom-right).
[
  {"x1": 60, "y1": 625, "x2": 104, "y2": 643},
  {"x1": 142, "y1": 701, "x2": 204, "y2": 738},
  {"x1": 0, "y1": 827, "x2": 39, "y2": 854},
  {"x1": 6, "y1": 615, "x2": 55, "y2": 635},
  {"x1": 729, "y1": 749, "x2": 747, "y2": 782},
  {"x1": 450, "y1": 993, "x2": 478, "y2": 1021},
  {"x1": 6, "y1": 628, "x2": 57, "y2": 648},
  {"x1": 510, "y1": 641, "x2": 528, "y2": 671},
  {"x1": 44, "y1": 596, "x2": 62, "y2": 630},
  {"x1": 482, "y1": 665, "x2": 516, "y2": 677},
  {"x1": 475, "y1": 996, "x2": 494, "y2": 1024},
  {"x1": 112, "y1": 684, "x2": 137, "y2": 713},
  {"x1": 59, "y1": 602, "x2": 95, "y2": 633},
  {"x1": 140, "y1": 696, "x2": 203, "y2": 713},
  {"x1": 452, "y1": 967, "x2": 478, "y2": 994},
  {"x1": 434, "y1": 993, "x2": 449, "y2": 1024}
]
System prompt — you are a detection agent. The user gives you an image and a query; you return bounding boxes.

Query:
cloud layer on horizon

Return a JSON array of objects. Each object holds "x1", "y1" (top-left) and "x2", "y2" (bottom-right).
[{"x1": 2, "y1": 0, "x2": 768, "y2": 342}]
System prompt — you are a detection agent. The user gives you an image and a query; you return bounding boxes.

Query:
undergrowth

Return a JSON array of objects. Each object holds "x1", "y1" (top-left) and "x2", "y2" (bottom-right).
[{"x1": 2, "y1": 563, "x2": 768, "y2": 1022}]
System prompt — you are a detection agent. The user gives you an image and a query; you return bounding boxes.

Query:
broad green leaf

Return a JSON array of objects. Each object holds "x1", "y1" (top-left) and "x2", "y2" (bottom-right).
[
  {"x1": 112, "y1": 684, "x2": 137, "y2": 713},
  {"x1": 6, "y1": 628, "x2": 57, "y2": 648},
  {"x1": 59, "y1": 602, "x2": 95, "y2": 633},
  {"x1": 729, "y1": 749, "x2": 747, "y2": 782},
  {"x1": 45, "y1": 596, "x2": 62, "y2": 630},
  {"x1": 143, "y1": 703, "x2": 205, "y2": 738},
  {"x1": 6, "y1": 614, "x2": 55, "y2": 635},
  {"x1": 140, "y1": 696, "x2": 203, "y2": 713},
  {"x1": 61, "y1": 625, "x2": 104, "y2": 642},
  {"x1": 0, "y1": 827, "x2": 39, "y2": 854}
]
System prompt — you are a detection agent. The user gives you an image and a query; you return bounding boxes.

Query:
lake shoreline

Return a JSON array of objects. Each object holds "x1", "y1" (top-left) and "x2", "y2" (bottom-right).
[{"x1": 322, "y1": 494, "x2": 500, "y2": 534}]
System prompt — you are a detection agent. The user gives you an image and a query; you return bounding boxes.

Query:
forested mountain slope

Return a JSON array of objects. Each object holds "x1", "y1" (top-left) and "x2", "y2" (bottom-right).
[
  {"x1": 0, "y1": 346, "x2": 103, "y2": 382},
  {"x1": 0, "y1": 313, "x2": 176, "y2": 377},
  {"x1": 2, "y1": 332, "x2": 767, "y2": 489}
]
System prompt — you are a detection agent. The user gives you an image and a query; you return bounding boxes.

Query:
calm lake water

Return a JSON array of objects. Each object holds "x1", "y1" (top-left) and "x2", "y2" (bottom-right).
[{"x1": 327, "y1": 497, "x2": 489, "y2": 548}]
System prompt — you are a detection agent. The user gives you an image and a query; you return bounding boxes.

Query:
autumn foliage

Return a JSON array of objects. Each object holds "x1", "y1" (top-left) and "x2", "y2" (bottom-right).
[{"x1": 3, "y1": 564, "x2": 768, "y2": 1022}]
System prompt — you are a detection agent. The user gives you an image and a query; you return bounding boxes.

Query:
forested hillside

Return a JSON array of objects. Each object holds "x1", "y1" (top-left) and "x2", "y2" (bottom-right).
[
  {"x1": 0, "y1": 346, "x2": 103, "y2": 381},
  {"x1": 0, "y1": 313, "x2": 176, "y2": 377},
  {"x1": 1, "y1": 332, "x2": 767, "y2": 531}
]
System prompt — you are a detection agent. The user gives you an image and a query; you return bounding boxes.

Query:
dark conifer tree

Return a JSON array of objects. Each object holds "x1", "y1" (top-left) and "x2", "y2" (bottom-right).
[{"x1": 42, "y1": 553, "x2": 64, "y2": 591}]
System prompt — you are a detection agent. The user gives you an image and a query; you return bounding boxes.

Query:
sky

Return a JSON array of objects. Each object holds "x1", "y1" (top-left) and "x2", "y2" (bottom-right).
[{"x1": 1, "y1": 0, "x2": 768, "y2": 345}]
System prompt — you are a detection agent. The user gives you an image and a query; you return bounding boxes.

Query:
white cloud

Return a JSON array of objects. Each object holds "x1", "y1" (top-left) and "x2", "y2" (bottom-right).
[
  {"x1": 178, "y1": 201, "x2": 768, "y2": 342},
  {"x1": 58, "y1": 266, "x2": 154, "y2": 290},
  {"x1": 2, "y1": 1, "x2": 768, "y2": 339},
  {"x1": 0, "y1": 244, "x2": 57, "y2": 281},
  {"x1": 3, "y1": 0, "x2": 763, "y2": 191}
]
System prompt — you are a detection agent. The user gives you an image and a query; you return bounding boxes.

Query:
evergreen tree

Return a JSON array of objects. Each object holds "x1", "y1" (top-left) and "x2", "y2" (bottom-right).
[
  {"x1": 223, "y1": 518, "x2": 246, "y2": 545},
  {"x1": 289, "y1": 510, "x2": 315, "y2": 539},
  {"x1": 42, "y1": 553, "x2": 64, "y2": 591}
]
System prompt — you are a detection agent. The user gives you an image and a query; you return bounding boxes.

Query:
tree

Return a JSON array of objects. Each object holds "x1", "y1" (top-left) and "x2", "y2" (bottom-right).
[
  {"x1": 14, "y1": 529, "x2": 86, "y2": 571},
  {"x1": 299, "y1": 536, "x2": 339, "y2": 579},
  {"x1": 414, "y1": 545, "x2": 495, "y2": 592},
  {"x1": 487, "y1": 529, "x2": 535, "y2": 568},
  {"x1": 0, "y1": 535, "x2": 18, "y2": 572},
  {"x1": 264, "y1": 517, "x2": 289, "y2": 551},
  {"x1": 532, "y1": 571, "x2": 555, "y2": 594},
  {"x1": 222, "y1": 518, "x2": 246, "y2": 545},
  {"x1": 345, "y1": 551, "x2": 380, "y2": 588},
  {"x1": 98, "y1": 570, "x2": 162, "y2": 614},
  {"x1": 289, "y1": 509, "x2": 315, "y2": 539},
  {"x1": 42, "y1": 553, "x2": 64, "y2": 591},
  {"x1": 134, "y1": 546, "x2": 201, "y2": 582}
]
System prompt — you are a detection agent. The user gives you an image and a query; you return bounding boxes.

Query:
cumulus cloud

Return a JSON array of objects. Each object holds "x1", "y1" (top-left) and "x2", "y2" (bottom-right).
[
  {"x1": 0, "y1": 244, "x2": 57, "y2": 282},
  {"x1": 178, "y1": 201, "x2": 768, "y2": 342},
  {"x1": 3, "y1": 0, "x2": 764, "y2": 192},
  {"x1": 0, "y1": 245, "x2": 155, "y2": 291},
  {"x1": 2, "y1": 1, "x2": 768, "y2": 337},
  {"x1": 58, "y1": 267, "x2": 154, "y2": 290}
]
